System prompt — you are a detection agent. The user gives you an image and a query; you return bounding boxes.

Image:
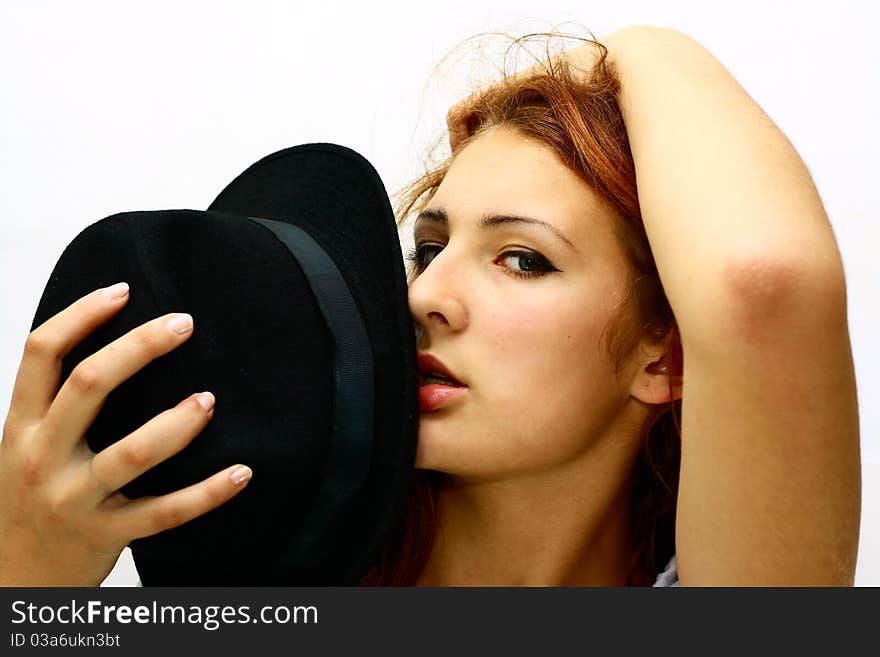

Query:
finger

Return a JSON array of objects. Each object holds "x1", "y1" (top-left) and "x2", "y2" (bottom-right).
[
  {"x1": 41, "y1": 311, "x2": 195, "y2": 455},
  {"x1": 115, "y1": 463, "x2": 253, "y2": 541},
  {"x1": 88, "y1": 392, "x2": 215, "y2": 498},
  {"x1": 6, "y1": 283, "x2": 130, "y2": 428}
]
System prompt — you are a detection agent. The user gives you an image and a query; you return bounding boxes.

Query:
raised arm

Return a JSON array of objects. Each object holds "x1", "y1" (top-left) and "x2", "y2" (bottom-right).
[
  {"x1": 607, "y1": 26, "x2": 846, "y2": 324},
  {"x1": 606, "y1": 25, "x2": 860, "y2": 585}
]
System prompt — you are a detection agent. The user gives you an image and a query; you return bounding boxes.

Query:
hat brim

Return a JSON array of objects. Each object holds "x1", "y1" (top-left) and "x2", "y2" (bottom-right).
[{"x1": 207, "y1": 144, "x2": 420, "y2": 584}]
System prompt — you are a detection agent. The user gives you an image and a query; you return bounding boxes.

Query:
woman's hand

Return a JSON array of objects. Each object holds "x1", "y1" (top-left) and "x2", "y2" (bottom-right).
[{"x1": 0, "y1": 283, "x2": 251, "y2": 586}]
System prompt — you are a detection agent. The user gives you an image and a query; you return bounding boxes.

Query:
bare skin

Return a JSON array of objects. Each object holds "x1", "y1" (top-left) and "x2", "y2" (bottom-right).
[
  {"x1": 0, "y1": 284, "x2": 251, "y2": 586},
  {"x1": 436, "y1": 25, "x2": 859, "y2": 586},
  {"x1": 408, "y1": 126, "x2": 681, "y2": 586}
]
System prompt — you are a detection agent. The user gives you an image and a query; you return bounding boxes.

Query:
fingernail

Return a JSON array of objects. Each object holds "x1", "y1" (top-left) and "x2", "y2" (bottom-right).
[
  {"x1": 195, "y1": 391, "x2": 215, "y2": 412},
  {"x1": 230, "y1": 466, "x2": 252, "y2": 485},
  {"x1": 102, "y1": 282, "x2": 129, "y2": 300},
  {"x1": 166, "y1": 313, "x2": 193, "y2": 335}
]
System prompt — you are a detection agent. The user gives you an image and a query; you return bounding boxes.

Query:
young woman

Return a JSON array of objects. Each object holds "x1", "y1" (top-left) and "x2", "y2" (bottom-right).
[{"x1": 0, "y1": 26, "x2": 860, "y2": 586}]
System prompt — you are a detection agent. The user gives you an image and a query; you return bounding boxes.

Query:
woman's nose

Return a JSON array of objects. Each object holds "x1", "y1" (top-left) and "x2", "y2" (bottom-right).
[{"x1": 407, "y1": 255, "x2": 468, "y2": 338}]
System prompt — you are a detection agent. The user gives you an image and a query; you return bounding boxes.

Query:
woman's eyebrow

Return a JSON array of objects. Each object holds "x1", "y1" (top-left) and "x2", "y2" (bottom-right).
[{"x1": 413, "y1": 207, "x2": 578, "y2": 253}]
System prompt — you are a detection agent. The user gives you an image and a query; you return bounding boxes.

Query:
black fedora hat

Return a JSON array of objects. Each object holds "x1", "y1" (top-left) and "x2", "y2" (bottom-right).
[{"x1": 30, "y1": 143, "x2": 419, "y2": 585}]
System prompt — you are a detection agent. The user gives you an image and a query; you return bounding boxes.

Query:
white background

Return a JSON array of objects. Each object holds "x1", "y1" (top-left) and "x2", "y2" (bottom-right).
[{"x1": 1, "y1": 0, "x2": 877, "y2": 585}]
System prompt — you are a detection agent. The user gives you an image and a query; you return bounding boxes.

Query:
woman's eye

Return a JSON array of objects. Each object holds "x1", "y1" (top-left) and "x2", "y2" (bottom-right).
[
  {"x1": 499, "y1": 251, "x2": 557, "y2": 278},
  {"x1": 408, "y1": 243, "x2": 442, "y2": 269},
  {"x1": 406, "y1": 243, "x2": 558, "y2": 279}
]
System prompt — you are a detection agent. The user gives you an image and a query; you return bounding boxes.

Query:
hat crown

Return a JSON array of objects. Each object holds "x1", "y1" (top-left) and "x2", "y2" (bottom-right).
[{"x1": 31, "y1": 144, "x2": 419, "y2": 585}]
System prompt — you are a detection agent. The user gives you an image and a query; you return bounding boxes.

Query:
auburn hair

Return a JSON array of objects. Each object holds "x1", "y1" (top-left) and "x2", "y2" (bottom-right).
[{"x1": 361, "y1": 31, "x2": 683, "y2": 586}]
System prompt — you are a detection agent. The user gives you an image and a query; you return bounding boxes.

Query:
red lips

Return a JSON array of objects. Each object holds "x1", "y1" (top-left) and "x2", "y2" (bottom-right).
[
  {"x1": 417, "y1": 353, "x2": 465, "y2": 386},
  {"x1": 417, "y1": 353, "x2": 468, "y2": 413}
]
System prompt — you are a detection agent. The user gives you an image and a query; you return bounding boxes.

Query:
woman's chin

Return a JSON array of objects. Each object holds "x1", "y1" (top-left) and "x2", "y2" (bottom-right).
[
  {"x1": 413, "y1": 445, "x2": 437, "y2": 471},
  {"x1": 413, "y1": 436, "x2": 455, "y2": 473}
]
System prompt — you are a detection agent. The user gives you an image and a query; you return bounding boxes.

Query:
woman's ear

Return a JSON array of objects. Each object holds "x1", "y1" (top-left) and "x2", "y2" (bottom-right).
[{"x1": 629, "y1": 336, "x2": 683, "y2": 405}]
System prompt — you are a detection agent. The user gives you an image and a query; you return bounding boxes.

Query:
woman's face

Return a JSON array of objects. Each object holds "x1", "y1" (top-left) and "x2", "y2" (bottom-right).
[{"x1": 408, "y1": 125, "x2": 660, "y2": 480}]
